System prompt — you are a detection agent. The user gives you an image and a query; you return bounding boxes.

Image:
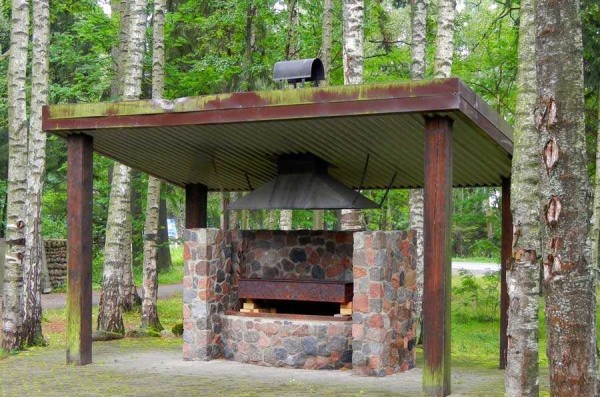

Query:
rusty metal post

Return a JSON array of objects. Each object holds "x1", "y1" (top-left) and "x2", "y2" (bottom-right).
[
  {"x1": 66, "y1": 133, "x2": 93, "y2": 365},
  {"x1": 185, "y1": 183, "x2": 208, "y2": 228},
  {"x1": 422, "y1": 116, "x2": 453, "y2": 396},
  {"x1": 499, "y1": 177, "x2": 511, "y2": 369}
]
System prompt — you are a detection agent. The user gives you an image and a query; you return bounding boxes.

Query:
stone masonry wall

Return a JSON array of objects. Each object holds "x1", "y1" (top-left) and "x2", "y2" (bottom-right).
[
  {"x1": 183, "y1": 228, "x2": 417, "y2": 376},
  {"x1": 221, "y1": 315, "x2": 352, "y2": 369},
  {"x1": 182, "y1": 229, "x2": 238, "y2": 361},
  {"x1": 351, "y1": 231, "x2": 417, "y2": 376},
  {"x1": 238, "y1": 230, "x2": 354, "y2": 282},
  {"x1": 45, "y1": 239, "x2": 67, "y2": 288}
]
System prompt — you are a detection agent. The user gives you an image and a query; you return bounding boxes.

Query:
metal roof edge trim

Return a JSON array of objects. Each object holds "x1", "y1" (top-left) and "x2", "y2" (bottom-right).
[{"x1": 43, "y1": 78, "x2": 463, "y2": 123}]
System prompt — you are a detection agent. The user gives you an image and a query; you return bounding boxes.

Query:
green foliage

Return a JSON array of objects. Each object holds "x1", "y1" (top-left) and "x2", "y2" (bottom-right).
[
  {"x1": 171, "y1": 322, "x2": 184, "y2": 336},
  {"x1": 452, "y1": 269, "x2": 500, "y2": 323}
]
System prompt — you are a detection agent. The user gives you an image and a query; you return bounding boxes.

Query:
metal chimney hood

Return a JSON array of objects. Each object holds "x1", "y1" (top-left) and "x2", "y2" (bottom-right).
[{"x1": 228, "y1": 154, "x2": 379, "y2": 210}]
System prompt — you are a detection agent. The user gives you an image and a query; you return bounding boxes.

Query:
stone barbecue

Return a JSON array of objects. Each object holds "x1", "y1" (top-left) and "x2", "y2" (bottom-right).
[{"x1": 183, "y1": 228, "x2": 417, "y2": 376}]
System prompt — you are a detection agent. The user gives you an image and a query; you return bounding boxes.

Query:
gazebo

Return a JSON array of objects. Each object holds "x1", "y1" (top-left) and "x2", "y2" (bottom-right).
[{"x1": 43, "y1": 78, "x2": 513, "y2": 397}]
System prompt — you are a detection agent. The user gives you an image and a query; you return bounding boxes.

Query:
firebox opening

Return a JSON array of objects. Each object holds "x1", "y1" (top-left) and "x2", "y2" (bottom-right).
[{"x1": 241, "y1": 299, "x2": 343, "y2": 317}]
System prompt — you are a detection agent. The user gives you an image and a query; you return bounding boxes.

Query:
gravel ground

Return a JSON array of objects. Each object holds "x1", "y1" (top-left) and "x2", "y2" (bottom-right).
[{"x1": 0, "y1": 339, "x2": 506, "y2": 396}]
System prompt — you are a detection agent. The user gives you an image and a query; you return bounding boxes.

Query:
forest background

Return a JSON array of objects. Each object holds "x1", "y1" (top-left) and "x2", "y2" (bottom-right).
[{"x1": 0, "y1": 0, "x2": 598, "y2": 286}]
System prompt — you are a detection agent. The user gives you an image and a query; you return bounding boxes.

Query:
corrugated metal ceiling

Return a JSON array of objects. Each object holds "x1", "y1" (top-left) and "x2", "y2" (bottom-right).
[{"x1": 44, "y1": 79, "x2": 513, "y2": 190}]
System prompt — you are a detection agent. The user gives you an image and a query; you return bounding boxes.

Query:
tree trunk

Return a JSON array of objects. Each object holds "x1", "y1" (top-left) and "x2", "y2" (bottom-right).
[
  {"x1": 139, "y1": 0, "x2": 167, "y2": 333},
  {"x1": 22, "y1": 0, "x2": 50, "y2": 347},
  {"x1": 230, "y1": 192, "x2": 240, "y2": 229},
  {"x1": 98, "y1": 0, "x2": 146, "y2": 336},
  {"x1": 157, "y1": 196, "x2": 172, "y2": 272},
  {"x1": 341, "y1": 0, "x2": 365, "y2": 232},
  {"x1": 141, "y1": 176, "x2": 163, "y2": 332},
  {"x1": 2, "y1": 0, "x2": 29, "y2": 352},
  {"x1": 505, "y1": 0, "x2": 540, "y2": 394},
  {"x1": 433, "y1": 0, "x2": 456, "y2": 79},
  {"x1": 535, "y1": 0, "x2": 598, "y2": 394},
  {"x1": 312, "y1": 210, "x2": 324, "y2": 230},
  {"x1": 342, "y1": 0, "x2": 364, "y2": 85},
  {"x1": 408, "y1": 0, "x2": 427, "y2": 332},
  {"x1": 591, "y1": 86, "x2": 600, "y2": 276},
  {"x1": 97, "y1": 163, "x2": 129, "y2": 336},
  {"x1": 243, "y1": 2, "x2": 256, "y2": 91},
  {"x1": 284, "y1": 0, "x2": 299, "y2": 60},
  {"x1": 220, "y1": 192, "x2": 230, "y2": 230},
  {"x1": 280, "y1": 209, "x2": 292, "y2": 231},
  {"x1": 267, "y1": 210, "x2": 277, "y2": 230},
  {"x1": 321, "y1": 0, "x2": 333, "y2": 86}
]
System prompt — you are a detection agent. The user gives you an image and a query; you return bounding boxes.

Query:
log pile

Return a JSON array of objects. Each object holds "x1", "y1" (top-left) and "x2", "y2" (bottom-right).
[{"x1": 45, "y1": 239, "x2": 67, "y2": 288}]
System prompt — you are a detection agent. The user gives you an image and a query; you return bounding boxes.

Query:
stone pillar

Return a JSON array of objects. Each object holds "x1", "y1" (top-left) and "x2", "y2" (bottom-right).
[
  {"x1": 352, "y1": 231, "x2": 417, "y2": 376},
  {"x1": 182, "y1": 228, "x2": 234, "y2": 361}
]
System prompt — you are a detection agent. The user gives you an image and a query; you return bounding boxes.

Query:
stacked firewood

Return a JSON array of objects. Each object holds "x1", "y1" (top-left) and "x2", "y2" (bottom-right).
[{"x1": 45, "y1": 239, "x2": 67, "y2": 288}]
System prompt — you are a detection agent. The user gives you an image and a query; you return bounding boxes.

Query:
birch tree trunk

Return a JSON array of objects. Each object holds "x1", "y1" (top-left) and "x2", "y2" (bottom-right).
[
  {"x1": 505, "y1": 0, "x2": 540, "y2": 394},
  {"x1": 314, "y1": 0, "x2": 331, "y2": 231},
  {"x1": 591, "y1": 86, "x2": 600, "y2": 276},
  {"x1": 341, "y1": 0, "x2": 365, "y2": 232},
  {"x1": 321, "y1": 0, "x2": 333, "y2": 85},
  {"x1": 535, "y1": 0, "x2": 598, "y2": 394},
  {"x1": 140, "y1": 0, "x2": 167, "y2": 333},
  {"x1": 408, "y1": 0, "x2": 427, "y2": 328},
  {"x1": 2, "y1": 0, "x2": 29, "y2": 352},
  {"x1": 22, "y1": 0, "x2": 50, "y2": 347},
  {"x1": 280, "y1": 210, "x2": 292, "y2": 231},
  {"x1": 157, "y1": 197, "x2": 172, "y2": 271},
  {"x1": 97, "y1": 163, "x2": 128, "y2": 337},
  {"x1": 141, "y1": 176, "x2": 163, "y2": 332},
  {"x1": 98, "y1": 0, "x2": 146, "y2": 337},
  {"x1": 433, "y1": 0, "x2": 456, "y2": 79}
]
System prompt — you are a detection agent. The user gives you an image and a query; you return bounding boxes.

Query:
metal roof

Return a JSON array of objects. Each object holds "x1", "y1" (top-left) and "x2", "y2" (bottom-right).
[{"x1": 42, "y1": 78, "x2": 513, "y2": 190}]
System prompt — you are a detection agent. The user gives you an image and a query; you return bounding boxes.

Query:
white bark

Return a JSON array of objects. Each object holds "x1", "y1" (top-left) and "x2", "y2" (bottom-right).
[
  {"x1": 341, "y1": 0, "x2": 365, "y2": 231},
  {"x1": 409, "y1": 0, "x2": 427, "y2": 325},
  {"x1": 342, "y1": 0, "x2": 364, "y2": 85},
  {"x1": 280, "y1": 210, "x2": 293, "y2": 231},
  {"x1": 98, "y1": 164, "x2": 129, "y2": 335},
  {"x1": 141, "y1": 176, "x2": 162, "y2": 331},
  {"x1": 140, "y1": 0, "x2": 167, "y2": 332},
  {"x1": 535, "y1": 0, "x2": 598, "y2": 394},
  {"x1": 410, "y1": 0, "x2": 427, "y2": 80},
  {"x1": 505, "y1": 0, "x2": 540, "y2": 394},
  {"x1": 409, "y1": 189, "x2": 425, "y2": 318},
  {"x1": 592, "y1": 87, "x2": 600, "y2": 277},
  {"x1": 433, "y1": 0, "x2": 456, "y2": 79},
  {"x1": 3, "y1": 0, "x2": 29, "y2": 351},
  {"x1": 98, "y1": 0, "x2": 146, "y2": 334},
  {"x1": 22, "y1": 0, "x2": 50, "y2": 346}
]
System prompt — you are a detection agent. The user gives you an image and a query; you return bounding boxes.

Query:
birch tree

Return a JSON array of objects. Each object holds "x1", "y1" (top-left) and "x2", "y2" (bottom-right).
[
  {"x1": 97, "y1": 0, "x2": 146, "y2": 338},
  {"x1": 140, "y1": 0, "x2": 167, "y2": 333},
  {"x1": 505, "y1": 0, "x2": 540, "y2": 395},
  {"x1": 433, "y1": 0, "x2": 456, "y2": 79},
  {"x1": 312, "y1": 0, "x2": 333, "y2": 231},
  {"x1": 408, "y1": 0, "x2": 427, "y2": 328},
  {"x1": 2, "y1": 0, "x2": 29, "y2": 352},
  {"x1": 21, "y1": 0, "x2": 50, "y2": 347},
  {"x1": 535, "y1": 0, "x2": 598, "y2": 394},
  {"x1": 279, "y1": 0, "x2": 300, "y2": 231},
  {"x1": 340, "y1": 0, "x2": 365, "y2": 232}
]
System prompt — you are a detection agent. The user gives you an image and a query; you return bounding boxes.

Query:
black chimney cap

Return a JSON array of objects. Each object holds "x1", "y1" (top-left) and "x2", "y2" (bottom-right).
[{"x1": 273, "y1": 58, "x2": 325, "y2": 85}]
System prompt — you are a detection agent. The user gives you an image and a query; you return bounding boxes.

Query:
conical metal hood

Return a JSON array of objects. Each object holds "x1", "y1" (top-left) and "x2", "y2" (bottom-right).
[{"x1": 228, "y1": 154, "x2": 379, "y2": 210}]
